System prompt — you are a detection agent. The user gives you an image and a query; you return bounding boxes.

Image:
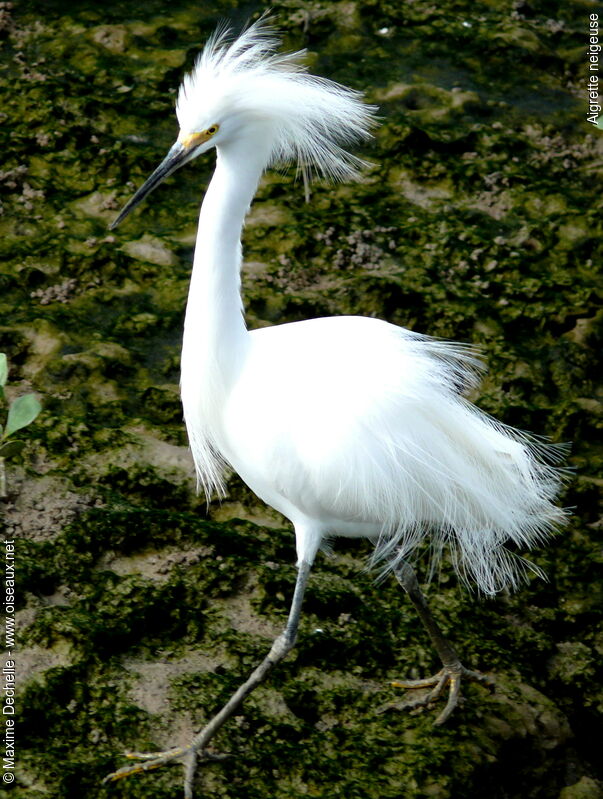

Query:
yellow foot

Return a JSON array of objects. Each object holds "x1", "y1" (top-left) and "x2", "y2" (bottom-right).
[
  {"x1": 103, "y1": 746, "x2": 229, "y2": 799},
  {"x1": 382, "y1": 665, "x2": 494, "y2": 725}
]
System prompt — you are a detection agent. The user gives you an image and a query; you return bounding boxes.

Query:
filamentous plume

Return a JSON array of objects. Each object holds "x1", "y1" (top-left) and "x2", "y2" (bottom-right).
[{"x1": 105, "y1": 17, "x2": 568, "y2": 798}]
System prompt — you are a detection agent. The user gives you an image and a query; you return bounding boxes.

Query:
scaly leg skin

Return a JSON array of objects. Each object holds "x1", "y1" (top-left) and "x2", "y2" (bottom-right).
[
  {"x1": 103, "y1": 560, "x2": 313, "y2": 799},
  {"x1": 388, "y1": 561, "x2": 494, "y2": 725}
]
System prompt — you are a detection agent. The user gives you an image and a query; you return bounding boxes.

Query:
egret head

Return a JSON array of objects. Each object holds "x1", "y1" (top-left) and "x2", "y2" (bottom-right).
[{"x1": 110, "y1": 17, "x2": 376, "y2": 229}]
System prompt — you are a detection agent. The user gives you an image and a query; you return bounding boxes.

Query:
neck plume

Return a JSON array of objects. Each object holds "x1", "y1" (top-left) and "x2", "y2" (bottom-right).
[{"x1": 180, "y1": 136, "x2": 268, "y2": 498}]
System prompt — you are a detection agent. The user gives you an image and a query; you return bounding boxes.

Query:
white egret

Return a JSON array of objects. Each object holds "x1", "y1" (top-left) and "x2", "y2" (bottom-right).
[{"x1": 106, "y1": 18, "x2": 567, "y2": 797}]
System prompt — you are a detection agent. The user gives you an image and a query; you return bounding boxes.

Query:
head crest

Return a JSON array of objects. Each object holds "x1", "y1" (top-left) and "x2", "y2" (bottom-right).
[{"x1": 176, "y1": 17, "x2": 377, "y2": 181}]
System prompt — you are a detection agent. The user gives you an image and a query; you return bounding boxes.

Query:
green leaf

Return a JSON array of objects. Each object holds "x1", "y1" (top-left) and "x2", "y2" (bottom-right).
[
  {"x1": 0, "y1": 354, "x2": 7, "y2": 389},
  {"x1": 0, "y1": 440, "x2": 25, "y2": 459},
  {"x1": 4, "y1": 394, "x2": 42, "y2": 438}
]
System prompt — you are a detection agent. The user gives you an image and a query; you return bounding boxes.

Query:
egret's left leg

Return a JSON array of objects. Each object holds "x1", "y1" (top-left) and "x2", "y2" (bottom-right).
[
  {"x1": 103, "y1": 559, "x2": 313, "y2": 799},
  {"x1": 388, "y1": 561, "x2": 493, "y2": 725}
]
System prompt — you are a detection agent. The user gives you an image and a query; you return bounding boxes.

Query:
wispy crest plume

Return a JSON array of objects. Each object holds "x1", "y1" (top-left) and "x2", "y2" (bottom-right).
[{"x1": 176, "y1": 16, "x2": 377, "y2": 180}]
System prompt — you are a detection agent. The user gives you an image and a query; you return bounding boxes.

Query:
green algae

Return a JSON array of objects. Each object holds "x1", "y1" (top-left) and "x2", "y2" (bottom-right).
[{"x1": 2, "y1": 0, "x2": 602, "y2": 797}]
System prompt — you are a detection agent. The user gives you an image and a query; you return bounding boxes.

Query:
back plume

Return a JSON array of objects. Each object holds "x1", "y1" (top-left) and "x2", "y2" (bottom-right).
[{"x1": 176, "y1": 17, "x2": 377, "y2": 180}]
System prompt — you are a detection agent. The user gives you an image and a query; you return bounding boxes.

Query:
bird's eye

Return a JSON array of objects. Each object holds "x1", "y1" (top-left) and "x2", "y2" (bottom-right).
[{"x1": 207, "y1": 125, "x2": 218, "y2": 135}]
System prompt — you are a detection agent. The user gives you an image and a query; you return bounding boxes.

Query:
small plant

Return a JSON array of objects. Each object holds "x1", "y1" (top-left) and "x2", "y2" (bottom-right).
[{"x1": 0, "y1": 353, "x2": 42, "y2": 498}]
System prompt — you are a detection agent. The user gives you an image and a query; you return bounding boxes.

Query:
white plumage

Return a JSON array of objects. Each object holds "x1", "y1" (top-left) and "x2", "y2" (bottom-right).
[
  {"x1": 107, "y1": 18, "x2": 569, "y2": 791},
  {"x1": 176, "y1": 21, "x2": 374, "y2": 181},
  {"x1": 192, "y1": 313, "x2": 565, "y2": 595},
  {"x1": 171, "y1": 20, "x2": 566, "y2": 595}
]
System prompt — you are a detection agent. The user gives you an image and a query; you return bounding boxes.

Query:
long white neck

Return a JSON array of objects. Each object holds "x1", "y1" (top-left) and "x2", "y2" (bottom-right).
[{"x1": 180, "y1": 136, "x2": 269, "y2": 495}]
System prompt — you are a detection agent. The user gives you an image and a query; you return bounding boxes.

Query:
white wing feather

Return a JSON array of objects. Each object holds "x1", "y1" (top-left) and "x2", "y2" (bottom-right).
[{"x1": 221, "y1": 317, "x2": 567, "y2": 595}]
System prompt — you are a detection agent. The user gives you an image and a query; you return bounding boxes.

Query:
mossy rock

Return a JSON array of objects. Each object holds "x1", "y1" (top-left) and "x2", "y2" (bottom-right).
[{"x1": 2, "y1": 1, "x2": 601, "y2": 798}]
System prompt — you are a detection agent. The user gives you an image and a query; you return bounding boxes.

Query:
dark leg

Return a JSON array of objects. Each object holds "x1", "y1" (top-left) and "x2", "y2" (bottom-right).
[
  {"x1": 390, "y1": 561, "x2": 493, "y2": 725},
  {"x1": 104, "y1": 559, "x2": 313, "y2": 799}
]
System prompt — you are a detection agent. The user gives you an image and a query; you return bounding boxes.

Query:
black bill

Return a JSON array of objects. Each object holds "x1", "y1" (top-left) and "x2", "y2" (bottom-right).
[{"x1": 109, "y1": 141, "x2": 192, "y2": 230}]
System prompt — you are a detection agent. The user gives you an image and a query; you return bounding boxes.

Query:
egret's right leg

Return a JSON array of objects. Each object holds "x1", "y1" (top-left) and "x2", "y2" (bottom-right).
[
  {"x1": 388, "y1": 561, "x2": 493, "y2": 724},
  {"x1": 103, "y1": 558, "x2": 313, "y2": 799}
]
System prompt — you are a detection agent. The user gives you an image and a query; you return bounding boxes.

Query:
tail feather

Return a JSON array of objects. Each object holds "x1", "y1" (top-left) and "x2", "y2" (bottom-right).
[{"x1": 368, "y1": 405, "x2": 569, "y2": 595}]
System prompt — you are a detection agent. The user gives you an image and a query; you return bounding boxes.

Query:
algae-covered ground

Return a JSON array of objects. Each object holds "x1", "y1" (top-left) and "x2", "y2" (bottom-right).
[{"x1": 2, "y1": 0, "x2": 602, "y2": 797}]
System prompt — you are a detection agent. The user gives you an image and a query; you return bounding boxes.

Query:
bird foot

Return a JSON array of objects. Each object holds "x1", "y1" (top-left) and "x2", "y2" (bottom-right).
[
  {"x1": 103, "y1": 745, "x2": 230, "y2": 799},
  {"x1": 382, "y1": 664, "x2": 494, "y2": 725}
]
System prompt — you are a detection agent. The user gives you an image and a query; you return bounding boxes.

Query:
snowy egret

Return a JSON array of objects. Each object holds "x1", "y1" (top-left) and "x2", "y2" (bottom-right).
[{"x1": 106, "y1": 18, "x2": 567, "y2": 797}]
